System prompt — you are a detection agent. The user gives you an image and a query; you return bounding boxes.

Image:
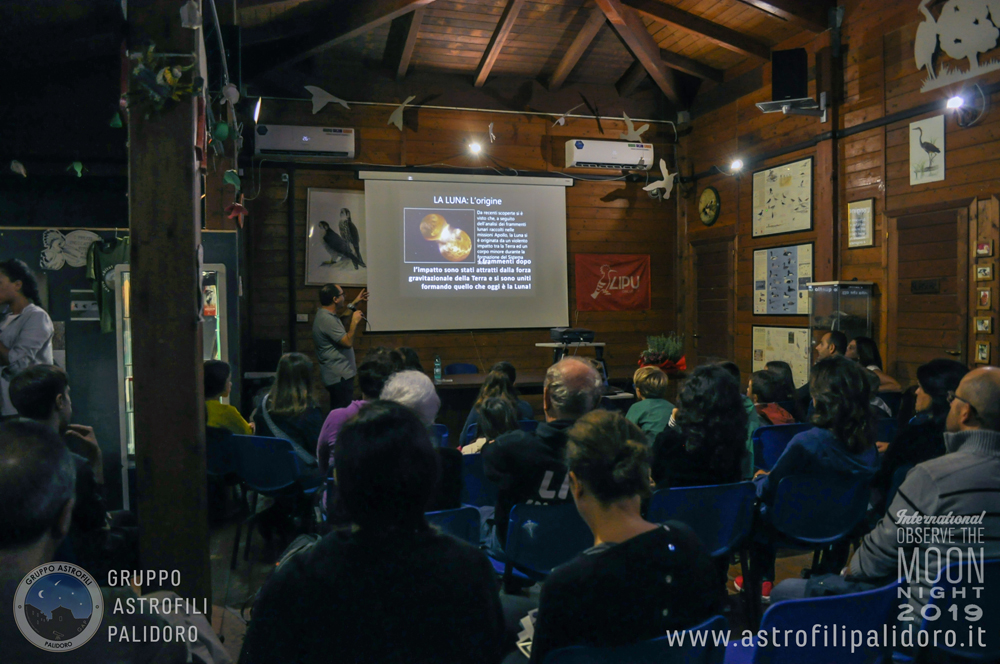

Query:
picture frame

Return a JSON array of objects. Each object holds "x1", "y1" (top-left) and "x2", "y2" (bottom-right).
[
  {"x1": 847, "y1": 199, "x2": 875, "y2": 248},
  {"x1": 975, "y1": 317, "x2": 993, "y2": 334},
  {"x1": 909, "y1": 115, "x2": 945, "y2": 185},
  {"x1": 976, "y1": 342, "x2": 991, "y2": 364},
  {"x1": 977, "y1": 241, "x2": 994, "y2": 257},
  {"x1": 976, "y1": 263, "x2": 994, "y2": 281},
  {"x1": 977, "y1": 287, "x2": 992, "y2": 310},
  {"x1": 305, "y1": 189, "x2": 368, "y2": 287},
  {"x1": 752, "y1": 157, "x2": 813, "y2": 238},
  {"x1": 752, "y1": 243, "x2": 813, "y2": 315},
  {"x1": 751, "y1": 326, "x2": 811, "y2": 388}
]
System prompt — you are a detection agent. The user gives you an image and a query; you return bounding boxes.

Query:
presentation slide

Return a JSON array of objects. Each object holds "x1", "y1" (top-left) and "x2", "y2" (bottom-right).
[{"x1": 361, "y1": 172, "x2": 572, "y2": 331}]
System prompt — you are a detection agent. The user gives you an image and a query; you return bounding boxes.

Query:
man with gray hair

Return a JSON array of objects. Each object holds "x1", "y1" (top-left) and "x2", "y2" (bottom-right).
[{"x1": 483, "y1": 357, "x2": 603, "y2": 548}]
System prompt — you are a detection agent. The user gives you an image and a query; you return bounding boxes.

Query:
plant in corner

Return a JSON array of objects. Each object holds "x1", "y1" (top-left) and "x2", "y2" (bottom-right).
[{"x1": 639, "y1": 333, "x2": 686, "y2": 375}]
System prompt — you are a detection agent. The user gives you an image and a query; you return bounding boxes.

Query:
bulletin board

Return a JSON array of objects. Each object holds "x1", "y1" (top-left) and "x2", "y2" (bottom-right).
[
  {"x1": 753, "y1": 243, "x2": 813, "y2": 315},
  {"x1": 752, "y1": 157, "x2": 812, "y2": 237},
  {"x1": 752, "y1": 326, "x2": 811, "y2": 388}
]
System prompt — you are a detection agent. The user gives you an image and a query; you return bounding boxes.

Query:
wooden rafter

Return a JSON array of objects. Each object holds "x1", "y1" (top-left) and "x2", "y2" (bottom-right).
[
  {"x1": 383, "y1": 6, "x2": 426, "y2": 80},
  {"x1": 659, "y1": 48, "x2": 722, "y2": 82},
  {"x1": 623, "y1": 0, "x2": 770, "y2": 61},
  {"x1": 594, "y1": 0, "x2": 680, "y2": 105},
  {"x1": 474, "y1": 0, "x2": 526, "y2": 88},
  {"x1": 616, "y1": 61, "x2": 648, "y2": 97},
  {"x1": 739, "y1": 0, "x2": 832, "y2": 33},
  {"x1": 548, "y1": 5, "x2": 606, "y2": 91}
]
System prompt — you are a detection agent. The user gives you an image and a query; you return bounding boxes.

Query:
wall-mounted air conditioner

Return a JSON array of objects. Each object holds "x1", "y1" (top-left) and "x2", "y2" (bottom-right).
[
  {"x1": 565, "y1": 139, "x2": 653, "y2": 170},
  {"x1": 254, "y1": 125, "x2": 356, "y2": 159}
]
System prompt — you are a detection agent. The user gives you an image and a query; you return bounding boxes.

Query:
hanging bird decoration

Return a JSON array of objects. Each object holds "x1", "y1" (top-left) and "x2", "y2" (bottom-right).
[
  {"x1": 10, "y1": 160, "x2": 27, "y2": 177},
  {"x1": 318, "y1": 221, "x2": 365, "y2": 269},
  {"x1": 642, "y1": 159, "x2": 677, "y2": 200},
  {"x1": 551, "y1": 102, "x2": 584, "y2": 127},
  {"x1": 179, "y1": 0, "x2": 201, "y2": 28},
  {"x1": 338, "y1": 209, "x2": 365, "y2": 268},
  {"x1": 489, "y1": 122, "x2": 496, "y2": 143},
  {"x1": 577, "y1": 93, "x2": 604, "y2": 134},
  {"x1": 619, "y1": 112, "x2": 649, "y2": 141},
  {"x1": 305, "y1": 85, "x2": 350, "y2": 114},
  {"x1": 388, "y1": 95, "x2": 416, "y2": 131},
  {"x1": 67, "y1": 162, "x2": 85, "y2": 178},
  {"x1": 912, "y1": 126, "x2": 940, "y2": 167},
  {"x1": 223, "y1": 169, "x2": 241, "y2": 191}
]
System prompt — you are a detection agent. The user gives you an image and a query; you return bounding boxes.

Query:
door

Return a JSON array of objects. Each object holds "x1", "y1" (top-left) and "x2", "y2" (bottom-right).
[
  {"x1": 889, "y1": 208, "x2": 969, "y2": 386},
  {"x1": 692, "y1": 240, "x2": 735, "y2": 365}
]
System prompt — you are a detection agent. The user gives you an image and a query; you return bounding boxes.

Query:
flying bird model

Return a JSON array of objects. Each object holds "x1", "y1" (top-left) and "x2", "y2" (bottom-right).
[
  {"x1": 619, "y1": 112, "x2": 649, "y2": 141},
  {"x1": 305, "y1": 85, "x2": 350, "y2": 114},
  {"x1": 388, "y1": 95, "x2": 417, "y2": 131},
  {"x1": 642, "y1": 159, "x2": 676, "y2": 200}
]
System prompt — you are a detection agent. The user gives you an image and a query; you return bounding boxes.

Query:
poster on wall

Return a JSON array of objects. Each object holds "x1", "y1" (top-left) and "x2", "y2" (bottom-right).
[
  {"x1": 753, "y1": 244, "x2": 812, "y2": 315},
  {"x1": 574, "y1": 254, "x2": 651, "y2": 311},
  {"x1": 752, "y1": 326, "x2": 811, "y2": 388},
  {"x1": 847, "y1": 199, "x2": 875, "y2": 248},
  {"x1": 752, "y1": 157, "x2": 812, "y2": 237},
  {"x1": 909, "y1": 115, "x2": 945, "y2": 185},
  {"x1": 305, "y1": 189, "x2": 367, "y2": 286}
]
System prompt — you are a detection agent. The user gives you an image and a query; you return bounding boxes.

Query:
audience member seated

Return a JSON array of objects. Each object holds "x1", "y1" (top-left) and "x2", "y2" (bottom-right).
[
  {"x1": 379, "y1": 370, "x2": 460, "y2": 511},
  {"x1": 625, "y1": 365, "x2": 674, "y2": 439},
  {"x1": 794, "y1": 330, "x2": 846, "y2": 415},
  {"x1": 316, "y1": 355, "x2": 396, "y2": 475},
  {"x1": 239, "y1": 401, "x2": 505, "y2": 664},
  {"x1": 365, "y1": 345, "x2": 405, "y2": 373},
  {"x1": 483, "y1": 357, "x2": 602, "y2": 548},
  {"x1": 522, "y1": 410, "x2": 724, "y2": 663},
  {"x1": 0, "y1": 420, "x2": 190, "y2": 664},
  {"x1": 460, "y1": 362, "x2": 533, "y2": 443},
  {"x1": 748, "y1": 370, "x2": 795, "y2": 425},
  {"x1": 765, "y1": 360, "x2": 805, "y2": 422},
  {"x1": 738, "y1": 355, "x2": 879, "y2": 600},
  {"x1": 870, "y1": 359, "x2": 968, "y2": 514},
  {"x1": 462, "y1": 396, "x2": 518, "y2": 455},
  {"x1": 718, "y1": 361, "x2": 761, "y2": 478},
  {"x1": 253, "y1": 352, "x2": 325, "y2": 461},
  {"x1": 204, "y1": 359, "x2": 252, "y2": 435},
  {"x1": 895, "y1": 384, "x2": 918, "y2": 428},
  {"x1": 771, "y1": 366, "x2": 1000, "y2": 616},
  {"x1": 650, "y1": 364, "x2": 748, "y2": 487},
  {"x1": 397, "y1": 346, "x2": 424, "y2": 372},
  {"x1": 866, "y1": 369, "x2": 894, "y2": 418},
  {"x1": 847, "y1": 335, "x2": 901, "y2": 392}
]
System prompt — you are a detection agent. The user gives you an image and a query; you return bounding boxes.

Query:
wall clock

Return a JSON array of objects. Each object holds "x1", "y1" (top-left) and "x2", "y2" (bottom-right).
[{"x1": 698, "y1": 186, "x2": 720, "y2": 226}]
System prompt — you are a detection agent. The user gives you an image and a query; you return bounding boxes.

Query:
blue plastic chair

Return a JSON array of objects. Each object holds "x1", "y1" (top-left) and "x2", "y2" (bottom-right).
[
  {"x1": 206, "y1": 428, "x2": 238, "y2": 478},
  {"x1": 518, "y1": 419, "x2": 539, "y2": 432},
  {"x1": 444, "y1": 362, "x2": 478, "y2": 375},
  {"x1": 464, "y1": 423, "x2": 479, "y2": 445},
  {"x1": 752, "y1": 423, "x2": 812, "y2": 471},
  {"x1": 426, "y1": 506, "x2": 481, "y2": 546},
  {"x1": 646, "y1": 482, "x2": 756, "y2": 559},
  {"x1": 768, "y1": 475, "x2": 870, "y2": 549},
  {"x1": 430, "y1": 423, "x2": 449, "y2": 448},
  {"x1": 500, "y1": 502, "x2": 593, "y2": 584},
  {"x1": 878, "y1": 391, "x2": 902, "y2": 417},
  {"x1": 459, "y1": 453, "x2": 499, "y2": 507},
  {"x1": 545, "y1": 614, "x2": 729, "y2": 664},
  {"x1": 724, "y1": 580, "x2": 900, "y2": 663}
]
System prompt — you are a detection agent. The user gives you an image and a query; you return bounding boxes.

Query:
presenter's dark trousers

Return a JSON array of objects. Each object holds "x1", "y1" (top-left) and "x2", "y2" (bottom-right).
[{"x1": 326, "y1": 377, "x2": 355, "y2": 410}]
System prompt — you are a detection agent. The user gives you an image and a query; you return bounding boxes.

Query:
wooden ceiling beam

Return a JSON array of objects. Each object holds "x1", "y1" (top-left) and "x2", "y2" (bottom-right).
[
  {"x1": 659, "y1": 48, "x2": 722, "y2": 82},
  {"x1": 594, "y1": 0, "x2": 680, "y2": 106},
  {"x1": 615, "y1": 61, "x2": 648, "y2": 97},
  {"x1": 474, "y1": 0, "x2": 527, "y2": 88},
  {"x1": 623, "y1": 0, "x2": 770, "y2": 61},
  {"x1": 383, "y1": 6, "x2": 426, "y2": 80},
  {"x1": 548, "y1": 6, "x2": 606, "y2": 91},
  {"x1": 739, "y1": 0, "x2": 832, "y2": 33}
]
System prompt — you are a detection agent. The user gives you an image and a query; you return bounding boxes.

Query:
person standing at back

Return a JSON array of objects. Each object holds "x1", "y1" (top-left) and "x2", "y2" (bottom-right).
[
  {"x1": 0, "y1": 259, "x2": 54, "y2": 417},
  {"x1": 312, "y1": 284, "x2": 367, "y2": 409}
]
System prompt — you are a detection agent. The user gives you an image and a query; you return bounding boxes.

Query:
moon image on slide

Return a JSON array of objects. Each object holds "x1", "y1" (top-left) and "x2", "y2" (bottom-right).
[{"x1": 420, "y1": 213, "x2": 472, "y2": 262}]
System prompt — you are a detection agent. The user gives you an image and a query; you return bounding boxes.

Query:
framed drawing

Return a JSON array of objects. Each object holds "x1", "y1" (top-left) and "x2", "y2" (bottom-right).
[
  {"x1": 847, "y1": 199, "x2": 874, "y2": 248},
  {"x1": 752, "y1": 157, "x2": 812, "y2": 238},
  {"x1": 753, "y1": 243, "x2": 813, "y2": 315},
  {"x1": 975, "y1": 317, "x2": 993, "y2": 334},
  {"x1": 977, "y1": 287, "x2": 992, "y2": 310},
  {"x1": 976, "y1": 263, "x2": 994, "y2": 281},
  {"x1": 910, "y1": 115, "x2": 945, "y2": 185},
  {"x1": 977, "y1": 241, "x2": 993, "y2": 257},
  {"x1": 976, "y1": 342, "x2": 991, "y2": 364},
  {"x1": 752, "y1": 326, "x2": 811, "y2": 388},
  {"x1": 306, "y1": 189, "x2": 367, "y2": 286}
]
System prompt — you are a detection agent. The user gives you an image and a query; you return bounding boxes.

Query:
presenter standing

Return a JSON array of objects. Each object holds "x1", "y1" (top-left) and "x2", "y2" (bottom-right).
[
  {"x1": 0, "y1": 259, "x2": 54, "y2": 417},
  {"x1": 313, "y1": 284, "x2": 367, "y2": 410}
]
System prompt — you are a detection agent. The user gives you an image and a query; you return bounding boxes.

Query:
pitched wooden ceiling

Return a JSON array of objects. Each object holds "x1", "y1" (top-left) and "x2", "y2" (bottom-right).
[{"x1": 239, "y1": 0, "x2": 831, "y2": 109}]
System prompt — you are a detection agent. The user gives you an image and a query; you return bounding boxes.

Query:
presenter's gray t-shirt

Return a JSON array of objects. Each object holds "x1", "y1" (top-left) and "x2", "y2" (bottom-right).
[{"x1": 313, "y1": 308, "x2": 356, "y2": 385}]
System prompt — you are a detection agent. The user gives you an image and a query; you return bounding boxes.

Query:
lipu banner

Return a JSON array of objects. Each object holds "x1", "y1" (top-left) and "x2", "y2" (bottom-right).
[{"x1": 575, "y1": 254, "x2": 651, "y2": 312}]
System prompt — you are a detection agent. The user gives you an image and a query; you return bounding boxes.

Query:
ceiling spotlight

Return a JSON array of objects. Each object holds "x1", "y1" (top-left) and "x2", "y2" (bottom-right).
[
  {"x1": 730, "y1": 159, "x2": 744, "y2": 172},
  {"x1": 946, "y1": 96, "x2": 964, "y2": 110},
  {"x1": 468, "y1": 142, "x2": 482, "y2": 155},
  {"x1": 253, "y1": 97, "x2": 262, "y2": 123}
]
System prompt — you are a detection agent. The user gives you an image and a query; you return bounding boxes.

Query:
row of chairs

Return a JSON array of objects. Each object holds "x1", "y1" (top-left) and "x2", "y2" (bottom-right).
[{"x1": 752, "y1": 419, "x2": 899, "y2": 472}]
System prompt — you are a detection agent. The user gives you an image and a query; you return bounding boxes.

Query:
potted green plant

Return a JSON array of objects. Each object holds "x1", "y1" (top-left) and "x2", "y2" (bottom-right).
[{"x1": 639, "y1": 332, "x2": 686, "y2": 375}]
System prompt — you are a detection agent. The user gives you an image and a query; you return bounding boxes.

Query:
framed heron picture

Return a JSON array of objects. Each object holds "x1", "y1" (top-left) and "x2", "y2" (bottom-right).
[
  {"x1": 306, "y1": 189, "x2": 367, "y2": 286},
  {"x1": 909, "y1": 115, "x2": 944, "y2": 185}
]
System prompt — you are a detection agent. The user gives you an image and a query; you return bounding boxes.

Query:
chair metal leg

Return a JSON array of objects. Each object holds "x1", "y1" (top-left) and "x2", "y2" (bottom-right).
[
  {"x1": 244, "y1": 492, "x2": 259, "y2": 562},
  {"x1": 230, "y1": 519, "x2": 243, "y2": 570}
]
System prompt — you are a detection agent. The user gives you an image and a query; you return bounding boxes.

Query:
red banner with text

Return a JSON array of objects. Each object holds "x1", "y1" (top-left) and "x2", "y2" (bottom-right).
[{"x1": 575, "y1": 254, "x2": 651, "y2": 311}]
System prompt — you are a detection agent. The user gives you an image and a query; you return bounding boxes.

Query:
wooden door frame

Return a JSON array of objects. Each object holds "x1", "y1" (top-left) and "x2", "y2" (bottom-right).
[{"x1": 689, "y1": 234, "x2": 736, "y2": 366}]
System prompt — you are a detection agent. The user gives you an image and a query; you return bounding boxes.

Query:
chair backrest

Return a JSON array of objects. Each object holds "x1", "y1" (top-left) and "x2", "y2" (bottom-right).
[
  {"x1": 459, "y1": 453, "x2": 498, "y2": 507},
  {"x1": 518, "y1": 419, "x2": 539, "y2": 432},
  {"x1": 754, "y1": 581, "x2": 899, "y2": 664},
  {"x1": 430, "y1": 423, "x2": 449, "y2": 448},
  {"x1": 464, "y1": 423, "x2": 479, "y2": 444},
  {"x1": 425, "y1": 506, "x2": 481, "y2": 546},
  {"x1": 231, "y1": 435, "x2": 302, "y2": 494},
  {"x1": 646, "y1": 482, "x2": 756, "y2": 558},
  {"x1": 769, "y1": 475, "x2": 870, "y2": 546},
  {"x1": 543, "y1": 614, "x2": 728, "y2": 664},
  {"x1": 875, "y1": 418, "x2": 898, "y2": 443},
  {"x1": 878, "y1": 391, "x2": 902, "y2": 417},
  {"x1": 206, "y1": 427, "x2": 238, "y2": 477},
  {"x1": 917, "y1": 558, "x2": 1000, "y2": 659},
  {"x1": 753, "y1": 423, "x2": 812, "y2": 471},
  {"x1": 505, "y1": 502, "x2": 593, "y2": 576},
  {"x1": 444, "y1": 362, "x2": 478, "y2": 375}
]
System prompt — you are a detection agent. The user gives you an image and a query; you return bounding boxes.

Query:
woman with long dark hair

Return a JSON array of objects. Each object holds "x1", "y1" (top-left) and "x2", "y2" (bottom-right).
[
  {"x1": 0, "y1": 259, "x2": 54, "y2": 417},
  {"x1": 459, "y1": 365, "x2": 533, "y2": 443},
  {"x1": 847, "y1": 335, "x2": 901, "y2": 391},
  {"x1": 765, "y1": 360, "x2": 805, "y2": 422},
  {"x1": 650, "y1": 364, "x2": 748, "y2": 487}
]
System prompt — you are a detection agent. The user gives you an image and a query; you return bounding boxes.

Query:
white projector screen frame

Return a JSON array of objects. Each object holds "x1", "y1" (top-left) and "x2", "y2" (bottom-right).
[{"x1": 360, "y1": 171, "x2": 572, "y2": 332}]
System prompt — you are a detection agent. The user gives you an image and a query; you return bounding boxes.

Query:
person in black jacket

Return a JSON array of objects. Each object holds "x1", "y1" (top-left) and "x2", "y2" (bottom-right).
[
  {"x1": 240, "y1": 401, "x2": 505, "y2": 664},
  {"x1": 482, "y1": 357, "x2": 602, "y2": 548},
  {"x1": 650, "y1": 364, "x2": 748, "y2": 488}
]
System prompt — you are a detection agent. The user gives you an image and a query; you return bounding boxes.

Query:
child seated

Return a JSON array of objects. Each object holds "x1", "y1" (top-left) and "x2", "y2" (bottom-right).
[
  {"x1": 204, "y1": 360, "x2": 253, "y2": 435},
  {"x1": 625, "y1": 366, "x2": 674, "y2": 439},
  {"x1": 747, "y1": 370, "x2": 795, "y2": 425}
]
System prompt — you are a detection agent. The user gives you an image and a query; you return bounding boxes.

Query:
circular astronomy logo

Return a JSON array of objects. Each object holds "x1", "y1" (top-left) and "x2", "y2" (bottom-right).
[{"x1": 13, "y1": 563, "x2": 104, "y2": 652}]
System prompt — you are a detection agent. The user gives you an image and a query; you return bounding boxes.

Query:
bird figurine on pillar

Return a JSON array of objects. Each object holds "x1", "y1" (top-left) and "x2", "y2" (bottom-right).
[{"x1": 318, "y1": 219, "x2": 365, "y2": 269}]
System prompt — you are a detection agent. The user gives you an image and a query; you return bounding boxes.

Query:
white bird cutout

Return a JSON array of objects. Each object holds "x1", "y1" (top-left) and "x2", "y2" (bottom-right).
[
  {"x1": 489, "y1": 122, "x2": 496, "y2": 143},
  {"x1": 388, "y1": 95, "x2": 417, "y2": 131},
  {"x1": 551, "y1": 103, "x2": 584, "y2": 127},
  {"x1": 619, "y1": 112, "x2": 649, "y2": 141},
  {"x1": 304, "y1": 86, "x2": 350, "y2": 114},
  {"x1": 642, "y1": 159, "x2": 676, "y2": 199}
]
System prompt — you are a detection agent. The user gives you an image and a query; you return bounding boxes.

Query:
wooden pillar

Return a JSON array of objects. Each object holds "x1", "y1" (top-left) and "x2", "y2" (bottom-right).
[{"x1": 127, "y1": 0, "x2": 211, "y2": 603}]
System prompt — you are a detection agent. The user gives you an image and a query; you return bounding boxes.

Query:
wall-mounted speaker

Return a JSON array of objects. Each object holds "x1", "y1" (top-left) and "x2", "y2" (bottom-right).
[{"x1": 771, "y1": 48, "x2": 808, "y2": 102}]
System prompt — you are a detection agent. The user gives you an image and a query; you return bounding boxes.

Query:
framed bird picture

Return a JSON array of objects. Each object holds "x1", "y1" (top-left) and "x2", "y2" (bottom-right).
[
  {"x1": 752, "y1": 157, "x2": 812, "y2": 237},
  {"x1": 909, "y1": 115, "x2": 944, "y2": 185},
  {"x1": 306, "y1": 189, "x2": 368, "y2": 286}
]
